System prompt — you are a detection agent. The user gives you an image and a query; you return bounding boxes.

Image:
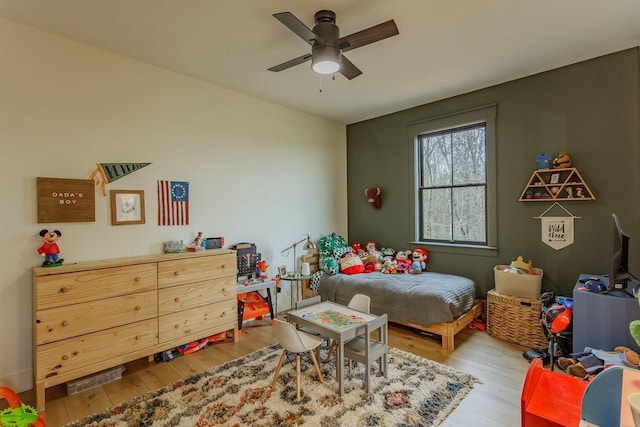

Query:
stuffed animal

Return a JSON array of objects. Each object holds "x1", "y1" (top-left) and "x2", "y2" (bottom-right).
[
  {"x1": 381, "y1": 258, "x2": 397, "y2": 274},
  {"x1": 357, "y1": 249, "x2": 382, "y2": 272},
  {"x1": 395, "y1": 250, "x2": 412, "y2": 273},
  {"x1": 553, "y1": 151, "x2": 571, "y2": 169},
  {"x1": 409, "y1": 248, "x2": 429, "y2": 274},
  {"x1": 38, "y1": 229, "x2": 63, "y2": 267},
  {"x1": 381, "y1": 247, "x2": 396, "y2": 263},
  {"x1": 339, "y1": 251, "x2": 366, "y2": 275},
  {"x1": 365, "y1": 241, "x2": 384, "y2": 262},
  {"x1": 364, "y1": 187, "x2": 382, "y2": 209}
]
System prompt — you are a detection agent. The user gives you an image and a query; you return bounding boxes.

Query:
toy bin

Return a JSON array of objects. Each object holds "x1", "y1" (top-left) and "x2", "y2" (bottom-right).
[
  {"x1": 494, "y1": 265, "x2": 543, "y2": 300},
  {"x1": 486, "y1": 289, "x2": 548, "y2": 350},
  {"x1": 66, "y1": 365, "x2": 125, "y2": 396}
]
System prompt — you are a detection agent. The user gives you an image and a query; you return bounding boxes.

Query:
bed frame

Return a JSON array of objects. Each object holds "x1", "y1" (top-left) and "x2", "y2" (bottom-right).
[
  {"x1": 392, "y1": 299, "x2": 484, "y2": 351},
  {"x1": 300, "y1": 252, "x2": 485, "y2": 351}
]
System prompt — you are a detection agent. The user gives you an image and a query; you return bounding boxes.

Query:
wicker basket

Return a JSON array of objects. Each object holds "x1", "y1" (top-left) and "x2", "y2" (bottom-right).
[{"x1": 486, "y1": 289, "x2": 548, "y2": 349}]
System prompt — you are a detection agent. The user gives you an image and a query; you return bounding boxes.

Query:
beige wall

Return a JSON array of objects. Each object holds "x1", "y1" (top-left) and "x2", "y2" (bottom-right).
[{"x1": 0, "y1": 17, "x2": 347, "y2": 392}]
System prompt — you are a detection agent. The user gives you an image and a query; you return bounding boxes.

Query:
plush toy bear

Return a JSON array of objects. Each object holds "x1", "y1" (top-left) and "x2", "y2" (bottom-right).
[
  {"x1": 409, "y1": 248, "x2": 429, "y2": 274},
  {"x1": 395, "y1": 250, "x2": 412, "y2": 273}
]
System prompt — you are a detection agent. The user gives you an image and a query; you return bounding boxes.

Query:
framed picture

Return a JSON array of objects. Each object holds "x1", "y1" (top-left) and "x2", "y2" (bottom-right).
[
  {"x1": 110, "y1": 190, "x2": 145, "y2": 225},
  {"x1": 549, "y1": 173, "x2": 560, "y2": 184},
  {"x1": 277, "y1": 265, "x2": 287, "y2": 278}
]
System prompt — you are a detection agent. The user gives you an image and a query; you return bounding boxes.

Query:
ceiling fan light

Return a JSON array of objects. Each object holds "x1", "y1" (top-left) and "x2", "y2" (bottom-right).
[
  {"x1": 312, "y1": 59, "x2": 340, "y2": 74},
  {"x1": 312, "y1": 44, "x2": 340, "y2": 74}
]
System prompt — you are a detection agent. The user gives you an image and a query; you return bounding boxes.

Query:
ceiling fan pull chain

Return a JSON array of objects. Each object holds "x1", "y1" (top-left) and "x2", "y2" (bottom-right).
[{"x1": 319, "y1": 75, "x2": 323, "y2": 93}]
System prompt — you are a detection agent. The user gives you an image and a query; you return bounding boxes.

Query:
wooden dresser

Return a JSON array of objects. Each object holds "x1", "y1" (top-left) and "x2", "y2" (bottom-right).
[{"x1": 32, "y1": 249, "x2": 237, "y2": 411}]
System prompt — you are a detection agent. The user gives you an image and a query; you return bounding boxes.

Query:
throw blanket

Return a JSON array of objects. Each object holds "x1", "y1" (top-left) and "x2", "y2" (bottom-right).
[{"x1": 319, "y1": 272, "x2": 475, "y2": 326}]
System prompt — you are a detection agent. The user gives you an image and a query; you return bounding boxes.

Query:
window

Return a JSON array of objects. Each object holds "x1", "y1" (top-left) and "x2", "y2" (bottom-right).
[{"x1": 408, "y1": 105, "x2": 496, "y2": 250}]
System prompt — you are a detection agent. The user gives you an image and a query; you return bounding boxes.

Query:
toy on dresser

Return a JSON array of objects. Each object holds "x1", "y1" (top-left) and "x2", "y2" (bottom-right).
[{"x1": 37, "y1": 229, "x2": 63, "y2": 267}]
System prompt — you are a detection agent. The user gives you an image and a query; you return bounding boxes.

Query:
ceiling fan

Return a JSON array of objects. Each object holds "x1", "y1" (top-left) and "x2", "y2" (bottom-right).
[{"x1": 268, "y1": 10, "x2": 399, "y2": 80}]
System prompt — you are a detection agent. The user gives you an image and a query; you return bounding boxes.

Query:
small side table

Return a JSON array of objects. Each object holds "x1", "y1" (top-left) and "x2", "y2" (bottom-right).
[{"x1": 279, "y1": 274, "x2": 312, "y2": 309}]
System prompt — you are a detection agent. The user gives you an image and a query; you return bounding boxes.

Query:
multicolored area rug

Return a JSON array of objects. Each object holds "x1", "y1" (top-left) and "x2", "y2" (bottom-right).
[{"x1": 65, "y1": 345, "x2": 479, "y2": 427}]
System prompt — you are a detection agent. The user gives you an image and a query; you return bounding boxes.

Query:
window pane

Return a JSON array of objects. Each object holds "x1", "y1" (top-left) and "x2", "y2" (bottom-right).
[
  {"x1": 422, "y1": 188, "x2": 451, "y2": 240},
  {"x1": 421, "y1": 133, "x2": 451, "y2": 187},
  {"x1": 452, "y1": 186, "x2": 486, "y2": 242},
  {"x1": 453, "y1": 126, "x2": 486, "y2": 186}
]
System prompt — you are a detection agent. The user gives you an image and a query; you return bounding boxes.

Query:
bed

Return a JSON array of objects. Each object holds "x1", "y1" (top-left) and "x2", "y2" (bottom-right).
[{"x1": 304, "y1": 260, "x2": 483, "y2": 351}]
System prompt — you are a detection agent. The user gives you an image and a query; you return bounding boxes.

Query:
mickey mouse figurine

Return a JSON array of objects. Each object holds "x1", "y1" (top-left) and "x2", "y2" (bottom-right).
[{"x1": 38, "y1": 229, "x2": 64, "y2": 266}]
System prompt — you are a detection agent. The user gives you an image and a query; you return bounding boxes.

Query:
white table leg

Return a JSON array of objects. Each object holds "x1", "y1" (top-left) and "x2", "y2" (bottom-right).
[{"x1": 338, "y1": 337, "x2": 344, "y2": 395}]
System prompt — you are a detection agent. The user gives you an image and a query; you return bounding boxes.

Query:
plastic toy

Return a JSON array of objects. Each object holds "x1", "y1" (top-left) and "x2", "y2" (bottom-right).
[
  {"x1": 37, "y1": 229, "x2": 63, "y2": 267},
  {"x1": 0, "y1": 386, "x2": 46, "y2": 426},
  {"x1": 186, "y1": 232, "x2": 205, "y2": 252},
  {"x1": 257, "y1": 260, "x2": 269, "y2": 279}
]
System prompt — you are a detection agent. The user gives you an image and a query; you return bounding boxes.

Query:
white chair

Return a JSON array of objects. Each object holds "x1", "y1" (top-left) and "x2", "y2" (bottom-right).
[
  {"x1": 325, "y1": 293, "x2": 371, "y2": 362},
  {"x1": 295, "y1": 296, "x2": 329, "y2": 351},
  {"x1": 271, "y1": 318, "x2": 325, "y2": 402},
  {"x1": 344, "y1": 313, "x2": 388, "y2": 393}
]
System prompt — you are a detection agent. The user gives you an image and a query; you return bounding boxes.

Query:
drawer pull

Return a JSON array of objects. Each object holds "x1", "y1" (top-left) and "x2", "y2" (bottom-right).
[
  {"x1": 61, "y1": 321, "x2": 69, "y2": 326},
  {"x1": 174, "y1": 325, "x2": 180, "y2": 329},
  {"x1": 62, "y1": 355, "x2": 69, "y2": 360},
  {"x1": 174, "y1": 297, "x2": 180, "y2": 302},
  {"x1": 134, "y1": 276, "x2": 141, "y2": 282},
  {"x1": 134, "y1": 305, "x2": 141, "y2": 311},
  {"x1": 72, "y1": 351, "x2": 79, "y2": 356},
  {"x1": 135, "y1": 335, "x2": 141, "y2": 340},
  {"x1": 174, "y1": 271, "x2": 180, "y2": 276},
  {"x1": 59, "y1": 287, "x2": 69, "y2": 293}
]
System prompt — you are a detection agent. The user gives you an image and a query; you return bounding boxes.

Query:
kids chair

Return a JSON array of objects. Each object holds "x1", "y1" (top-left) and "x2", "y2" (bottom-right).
[
  {"x1": 521, "y1": 357, "x2": 587, "y2": 427},
  {"x1": 325, "y1": 293, "x2": 371, "y2": 361},
  {"x1": 344, "y1": 313, "x2": 388, "y2": 393},
  {"x1": 271, "y1": 318, "x2": 325, "y2": 402}
]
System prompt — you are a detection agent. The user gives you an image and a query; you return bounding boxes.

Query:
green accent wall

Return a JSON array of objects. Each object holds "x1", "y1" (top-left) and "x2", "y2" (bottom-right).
[{"x1": 346, "y1": 47, "x2": 640, "y2": 297}]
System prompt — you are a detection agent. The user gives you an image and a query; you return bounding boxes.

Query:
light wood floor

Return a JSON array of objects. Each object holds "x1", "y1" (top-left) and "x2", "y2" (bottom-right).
[{"x1": 12, "y1": 320, "x2": 532, "y2": 426}]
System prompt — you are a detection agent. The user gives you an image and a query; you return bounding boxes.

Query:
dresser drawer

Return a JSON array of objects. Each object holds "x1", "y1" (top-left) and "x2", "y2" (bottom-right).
[
  {"x1": 158, "y1": 299, "x2": 236, "y2": 343},
  {"x1": 158, "y1": 277, "x2": 235, "y2": 316},
  {"x1": 36, "y1": 264, "x2": 157, "y2": 310},
  {"x1": 158, "y1": 253, "x2": 235, "y2": 289},
  {"x1": 35, "y1": 290, "x2": 158, "y2": 345},
  {"x1": 35, "y1": 319, "x2": 158, "y2": 382}
]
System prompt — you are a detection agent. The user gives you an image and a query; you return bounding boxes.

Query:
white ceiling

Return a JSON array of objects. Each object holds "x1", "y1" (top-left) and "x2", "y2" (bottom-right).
[{"x1": 1, "y1": 0, "x2": 639, "y2": 124}]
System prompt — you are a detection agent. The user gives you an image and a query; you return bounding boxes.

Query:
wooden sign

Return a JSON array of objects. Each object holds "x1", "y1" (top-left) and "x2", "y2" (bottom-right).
[{"x1": 37, "y1": 177, "x2": 95, "y2": 223}]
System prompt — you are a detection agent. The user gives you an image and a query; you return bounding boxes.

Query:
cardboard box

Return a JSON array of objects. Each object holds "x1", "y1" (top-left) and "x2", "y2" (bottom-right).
[{"x1": 494, "y1": 265, "x2": 543, "y2": 299}]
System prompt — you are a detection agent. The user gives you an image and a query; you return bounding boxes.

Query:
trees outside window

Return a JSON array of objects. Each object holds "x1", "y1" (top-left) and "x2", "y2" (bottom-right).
[{"x1": 408, "y1": 105, "x2": 496, "y2": 251}]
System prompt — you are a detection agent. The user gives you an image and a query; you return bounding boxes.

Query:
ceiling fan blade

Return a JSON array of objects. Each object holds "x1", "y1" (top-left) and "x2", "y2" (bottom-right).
[
  {"x1": 339, "y1": 54, "x2": 363, "y2": 80},
  {"x1": 268, "y1": 53, "x2": 313, "y2": 72},
  {"x1": 273, "y1": 12, "x2": 316, "y2": 45},
  {"x1": 337, "y1": 20, "x2": 399, "y2": 52}
]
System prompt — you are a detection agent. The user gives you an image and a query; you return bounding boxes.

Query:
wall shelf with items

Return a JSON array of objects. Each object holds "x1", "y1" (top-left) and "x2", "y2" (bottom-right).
[{"x1": 519, "y1": 167, "x2": 595, "y2": 201}]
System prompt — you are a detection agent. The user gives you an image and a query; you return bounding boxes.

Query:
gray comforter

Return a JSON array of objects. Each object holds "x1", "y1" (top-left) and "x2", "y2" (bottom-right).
[{"x1": 318, "y1": 271, "x2": 476, "y2": 326}]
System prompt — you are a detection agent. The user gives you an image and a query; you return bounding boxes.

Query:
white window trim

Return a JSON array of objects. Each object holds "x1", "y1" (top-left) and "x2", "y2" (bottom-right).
[{"x1": 407, "y1": 104, "x2": 497, "y2": 254}]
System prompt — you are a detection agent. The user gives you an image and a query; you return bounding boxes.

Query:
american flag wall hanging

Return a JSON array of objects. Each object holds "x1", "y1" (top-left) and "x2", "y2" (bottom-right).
[{"x1": 157, "y1": 180, "x2": 189, "y2": 226}]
